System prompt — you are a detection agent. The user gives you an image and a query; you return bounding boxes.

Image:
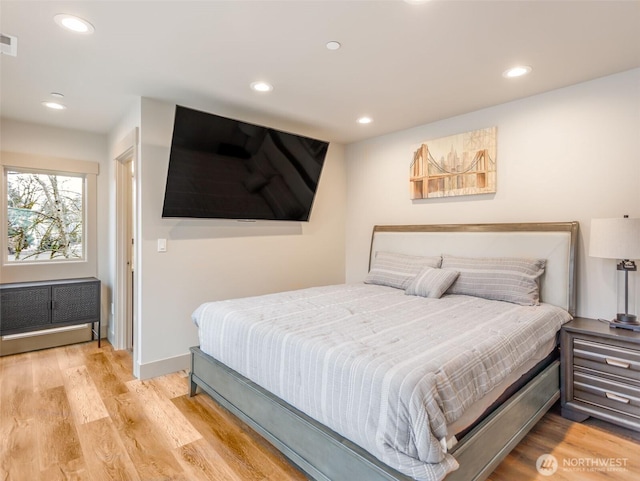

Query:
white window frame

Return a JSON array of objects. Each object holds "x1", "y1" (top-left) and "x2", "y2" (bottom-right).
[
  {"x1": 0, "y1": 151, "x2": 99, "y2": 283},
  {"x1": 6, "y1": 168, "x2": 87, "y2": 264}
]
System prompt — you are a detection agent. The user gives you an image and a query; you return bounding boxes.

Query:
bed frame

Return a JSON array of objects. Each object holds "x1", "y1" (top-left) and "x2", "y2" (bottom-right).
[{"x1": 189, "y1": 221, "x2": 579, "y2": 481}]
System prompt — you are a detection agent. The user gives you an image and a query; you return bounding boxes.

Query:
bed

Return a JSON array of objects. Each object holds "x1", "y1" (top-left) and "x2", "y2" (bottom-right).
[{"x1": 189, "y1": 221, "x2": 578, "y2": 481}]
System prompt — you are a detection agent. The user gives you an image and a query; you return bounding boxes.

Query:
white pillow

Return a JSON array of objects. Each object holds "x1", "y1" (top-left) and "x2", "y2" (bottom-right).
[
  {"x1": 365, "y1": 251, "x2": 442, "y2": 290},
  {"x1": 441, "y1": 255, "x2": 546, "y2": 305},
  {"x1": 405, "y1": 267, "x2": 460, "y2": 299}
]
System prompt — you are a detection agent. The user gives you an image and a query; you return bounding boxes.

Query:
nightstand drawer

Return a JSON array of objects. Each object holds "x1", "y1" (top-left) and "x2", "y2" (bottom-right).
[
  {"x1": 574, "y1": 371, "x2": 640, "y2": 418},
  {"x1": 574, "y1": 339, "x2": 640, "y2": 380}
]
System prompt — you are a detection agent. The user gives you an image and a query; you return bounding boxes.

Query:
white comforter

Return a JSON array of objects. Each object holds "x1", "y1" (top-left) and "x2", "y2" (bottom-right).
[{"x1": 192, "y1": 283, "x2": 571, "y2": 481}]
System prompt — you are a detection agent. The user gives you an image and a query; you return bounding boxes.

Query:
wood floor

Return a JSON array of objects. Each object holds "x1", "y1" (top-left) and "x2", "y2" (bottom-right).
[{"x1": 1, "y1": 341, "x2": 638, "y2": 481}]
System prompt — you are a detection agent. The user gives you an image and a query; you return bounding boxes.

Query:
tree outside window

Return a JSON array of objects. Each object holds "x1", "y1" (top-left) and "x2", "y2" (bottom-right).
[{"x1": 6, "y1": 170, "x2": 84, "y2": 262}]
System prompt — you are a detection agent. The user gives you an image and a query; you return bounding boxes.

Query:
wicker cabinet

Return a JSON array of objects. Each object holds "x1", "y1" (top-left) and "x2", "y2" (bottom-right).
[
  {"x1": 561, "y1": 317, "x2": 640, "y2": 432},
  {"x1": 0, "y1": 278, "x2": 101, "y2": 346}
]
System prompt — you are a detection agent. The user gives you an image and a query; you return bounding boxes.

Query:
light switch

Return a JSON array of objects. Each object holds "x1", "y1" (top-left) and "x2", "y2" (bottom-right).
[{"x1": 157, "y1": 238, "x2": 167, "y2": 252}]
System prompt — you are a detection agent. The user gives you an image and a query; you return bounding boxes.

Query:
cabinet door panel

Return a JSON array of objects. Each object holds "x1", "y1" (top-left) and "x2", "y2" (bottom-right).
[
  {"x1": 51, "y1": 282, "x2": 100, "y2": 324},
  {"x1": 0, "y1": 286, "x2": 50, "y2": 333}
]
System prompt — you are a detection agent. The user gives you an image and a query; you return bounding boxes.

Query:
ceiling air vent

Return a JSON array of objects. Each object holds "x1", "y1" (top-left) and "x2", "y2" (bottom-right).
[{"x1": 1, "y1": 34, "x2": 18, "y2": 56}]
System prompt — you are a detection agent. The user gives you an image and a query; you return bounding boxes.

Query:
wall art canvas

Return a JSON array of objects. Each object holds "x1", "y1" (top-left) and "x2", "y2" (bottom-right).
[{"x1": 410, "y1": 127, "x2": 497, "y2": 199}]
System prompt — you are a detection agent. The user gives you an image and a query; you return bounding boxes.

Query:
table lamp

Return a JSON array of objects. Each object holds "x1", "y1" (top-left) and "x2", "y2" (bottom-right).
[{"x1": 589, "y1": 215, "x2": 640, "y2": 328}]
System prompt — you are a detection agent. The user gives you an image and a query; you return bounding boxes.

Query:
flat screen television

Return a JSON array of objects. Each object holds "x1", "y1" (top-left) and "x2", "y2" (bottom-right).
[{"x1": 162, "y1": 105, "x2": 329, "y2": 221}]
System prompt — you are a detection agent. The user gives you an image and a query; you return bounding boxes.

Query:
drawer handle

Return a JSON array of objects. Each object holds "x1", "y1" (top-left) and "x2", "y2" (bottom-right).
[
  {"x1": 605, "y1": 392, "x2": 630, "y2": 404},
  {"x1": 605, "y1": 358, "x2": 630, "y2": 369}
]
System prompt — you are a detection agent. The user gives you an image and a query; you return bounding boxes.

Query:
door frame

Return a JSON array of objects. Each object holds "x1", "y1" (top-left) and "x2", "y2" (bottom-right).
[{"x1": 114, "y1": 128, "x2": 138, "y2": 353}]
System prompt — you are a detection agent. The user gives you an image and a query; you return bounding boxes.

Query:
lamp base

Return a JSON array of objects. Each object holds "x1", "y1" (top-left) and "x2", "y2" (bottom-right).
[
  {"x1": 610, "y1": 318, "x2": 640, "y2": 332},
  {"x1": 616, "y1": 313, "x2": 638, "y2": 324}
]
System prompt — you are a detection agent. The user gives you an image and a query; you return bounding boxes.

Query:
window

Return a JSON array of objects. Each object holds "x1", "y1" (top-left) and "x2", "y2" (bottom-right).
[{"x1": 6, "y1": 169, "x2": 86, "y2": 263}]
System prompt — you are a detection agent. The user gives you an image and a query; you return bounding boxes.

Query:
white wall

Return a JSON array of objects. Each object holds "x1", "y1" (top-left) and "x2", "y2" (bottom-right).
[
  {"x1": 0, "y1": 119, "x2": 110, "y2": 323},
  {"x1": 1, "y1": 119, "x2": 107, "y2": 162},
  {"x1": 135, "y1": 98, "x2": 347, "y2": 378},
  {"x1": 345, "y1": 69, "x2": 640, "y2": 320}
]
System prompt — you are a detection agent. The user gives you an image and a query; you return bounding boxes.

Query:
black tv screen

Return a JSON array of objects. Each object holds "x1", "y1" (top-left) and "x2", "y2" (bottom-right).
[{"x1": 162, "y1": 106, "x2": 329, "y2": 221}]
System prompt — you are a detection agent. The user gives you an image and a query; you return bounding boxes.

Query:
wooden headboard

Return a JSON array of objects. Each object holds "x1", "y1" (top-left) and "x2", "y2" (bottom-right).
[{"x1": 369, "y1": 222, "x2": 579, "y2": 315}]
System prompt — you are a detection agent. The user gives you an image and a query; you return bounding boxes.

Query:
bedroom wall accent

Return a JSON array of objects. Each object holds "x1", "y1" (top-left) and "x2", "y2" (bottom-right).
[
  {"x1": 345, "y1": 68, "x2": 640, "y2": 322},
  {"x1": 410, "y1": 126, "x2": 497, "y2": 199}
]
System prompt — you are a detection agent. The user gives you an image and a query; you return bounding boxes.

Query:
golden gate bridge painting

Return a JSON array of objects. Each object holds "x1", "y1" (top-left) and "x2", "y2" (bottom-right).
[{"x1": 410, "y1": 127, "x2": 497, "y2": 199}]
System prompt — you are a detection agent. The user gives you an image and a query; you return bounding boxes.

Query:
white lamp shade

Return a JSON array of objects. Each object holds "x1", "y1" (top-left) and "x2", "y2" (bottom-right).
[{"x1": 589, "y1": 217, "x2": 640, "y2": 260}]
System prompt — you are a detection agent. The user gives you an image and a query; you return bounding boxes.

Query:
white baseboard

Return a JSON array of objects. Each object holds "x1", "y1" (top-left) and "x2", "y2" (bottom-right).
[{"x1": 135, "y1": 352, "x2": 191, "y2": 380}]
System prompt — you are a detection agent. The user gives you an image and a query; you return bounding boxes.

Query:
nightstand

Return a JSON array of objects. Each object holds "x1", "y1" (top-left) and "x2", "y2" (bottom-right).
[{"x1": 561, "y1": 317, "x2": 640, "y2": 432}]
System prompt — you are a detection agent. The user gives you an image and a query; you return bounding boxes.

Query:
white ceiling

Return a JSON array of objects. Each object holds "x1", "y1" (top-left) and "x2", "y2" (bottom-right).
[{"x1": 1, "y1": 0, "x2": 639, "y2": 144}]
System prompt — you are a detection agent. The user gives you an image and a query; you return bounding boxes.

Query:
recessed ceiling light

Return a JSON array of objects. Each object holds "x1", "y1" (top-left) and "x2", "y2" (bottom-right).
[
  {"x1": 357, "y1": 116, "x2": 373, "y2": 125},
  {"x1": 54, "y1": 14, "x2": 95, "y2": 34},
  {"x1": 42, "y1": 101, "x2": 67, "y2": 110},
  {"x1": 502, "y1": 65, "x2": 532, "y2": 78},
  {"x1": 50, "y1": 92, "x2": 65, "y2": 99},
  {"x1": 326, "y1": 41, "x2": 341, "y2": 51},
  {"x1": 250, "y1": 81, "x2": 273, "y2": 92}
]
